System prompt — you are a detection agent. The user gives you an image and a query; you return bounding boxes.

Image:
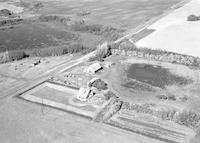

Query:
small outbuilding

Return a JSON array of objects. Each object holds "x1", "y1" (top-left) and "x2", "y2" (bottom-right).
[
  {"x1": 31, "y1": 60, "x2": 41, "y2": 67},
  {"x1": 86, "y1": 63, "x2": 102, "y2": 74}
]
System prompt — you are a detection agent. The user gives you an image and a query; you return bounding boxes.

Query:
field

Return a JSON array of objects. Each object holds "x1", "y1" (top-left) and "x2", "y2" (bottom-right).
[
  {"x1": 36, "y1": 0, "x2": 183, "y2": 29},
  {"x1": 0, "y1": 0, "x2": 184, "y2": 63},
  {"x1": 136, "y1": 0, "x2": 200, "y2": 57}
]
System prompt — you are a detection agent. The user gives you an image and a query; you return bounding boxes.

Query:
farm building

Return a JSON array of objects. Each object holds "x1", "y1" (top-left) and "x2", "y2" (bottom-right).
[
  {"x1": 86, "y1": 63, "x2": 102, "y2": 74},
  {"x1": 87, "y1": 77, "x2": 100, "y2": 87},
  {"x1": 77, "y1": 87, "x2": 91, "y2": 101}
]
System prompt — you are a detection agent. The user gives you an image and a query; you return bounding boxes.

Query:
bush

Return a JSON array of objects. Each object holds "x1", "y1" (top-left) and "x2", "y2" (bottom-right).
[
  {"x1": 81, "y1": 46, "x2": 96, "y2": 54},
  {"x1": 159, "y1": 110, "x2": 176, "y2": 120},
  {"x1": 29, "y1": 46, "x2": 64, "y2": 57},
  {"x1": 28, "y1": 43, "x2": 88, "y2": 57},
  {"x1": 0, "y1": 51, "x2": 9, "y2": 63},
  {"x1": 0, "y1": 42, "x2": 92, "y2": 63},
  {"x1": 71, "y1": 21, "x2": 103, "y2": 34},
  {"x1": 101, "y1": 26, "x2": 124, "y2": 40},
  {"x1": 89, "y1": 42, "x2": 112, "y2": 62},
  {"x1": 156, "y1": 94, "x2": 176, "y2": 101},
  {"x1": 0, "y1": 9, "x2": 12, "y2": 17},
  {"x1": 33, "y1": 2, "x2": 44, "y2": 10},
  {"x1": 121, "y1": 101, "x2": 131, "y2": 110},
  {"x1": 91, "y1": 79, "x2": 108, "y2": 90},
  {"x1": 0, "y1": 50, "x2": 29, "y2": 63},
  {"x1": 104, "y1": 91, "x2": 118, "y2": 100},
  {"x1": 176, "y1": 110, "x2": 200, "y2": 128},
  {"x1": 0, "y1": 19, "x2": 23, "y2": 27},
  {"x1": 76, "y1": 11, "x2": 91, "y2": 16},
  {"x1": 39, "y1": 15, "x2": 70, "y2": 24},
  {"x1": 112, "y1": 45, "x2": 200, "y2": 67},
  {"x1": 156, "y1": 94, "x2": 168, "y2": 100},
  {"x1": 168, "y1": 95, "x2": 176, "y2": 101},
  {"x1": 104, "y1": 99, "x2": 123, "y2": 120},
  {"x1": 179, "y1": 96, "x2": 188, "y2": 102},
  {"x1": 187, "y1": 14, "x2": 200, "y2": 21},
  {"x1": 118, "y1": 41, "x2": 137, "y2": 51},
  {"x1": 8, "y1": 50, "x2": 29, "y2": 61},
  {"x1": 63, "y1": 43, "x2": 86, "y2": 54},
  {"x1": 97, "y1": 42, "x2": 112, "y2": 58},
  {"x1": 70, "y1": 21, "x2": 124, "y2": 40}
]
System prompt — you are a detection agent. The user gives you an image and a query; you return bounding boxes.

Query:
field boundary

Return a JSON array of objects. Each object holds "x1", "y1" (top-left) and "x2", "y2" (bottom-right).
[
  {"x1": 18, "y1": 94, "x2": 93, "y2": 120},
  {"x1": 105, "y1": 120, "x2": 183, "y2": 143}
]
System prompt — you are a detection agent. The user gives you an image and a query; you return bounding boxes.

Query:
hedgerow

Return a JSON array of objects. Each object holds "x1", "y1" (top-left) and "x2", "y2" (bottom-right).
[
  {"x1": 121, "y1": 102, "x2": 200, "y2": 128},
  {"x1": 0, "y1": 43, "x2": 95, "y2": 63}
]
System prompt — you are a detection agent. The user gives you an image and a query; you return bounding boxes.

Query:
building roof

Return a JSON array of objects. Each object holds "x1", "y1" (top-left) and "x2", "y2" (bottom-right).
[
  {"x1": 77, "y1": 87, "x2": 91, "y2": 100},
  {"x1": 87, "y1": 63, "x2": 102, "y2": 73},
  {"x1": 87, "y1": 77, "x2": 100, "y2": 87},
  {"x1": 89, "y1": 77, "x2": 100, "y2": 84}
]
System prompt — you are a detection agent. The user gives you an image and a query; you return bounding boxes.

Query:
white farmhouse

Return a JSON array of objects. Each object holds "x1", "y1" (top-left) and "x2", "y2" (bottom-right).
[{"x1": 77, "y1": 87, "x2": 91, "y2": 101}]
